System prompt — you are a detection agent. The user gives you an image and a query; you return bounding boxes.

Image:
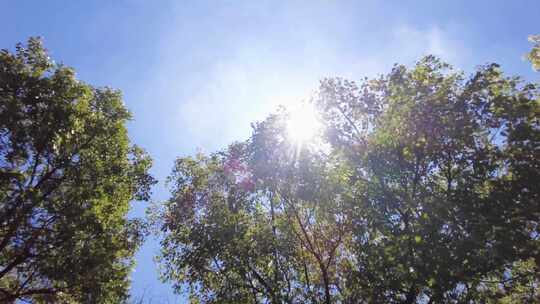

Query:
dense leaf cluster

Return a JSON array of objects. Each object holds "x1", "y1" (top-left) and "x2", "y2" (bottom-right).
[{"x1": 527, "y1": 35, "x2": 540, "y2": 71}]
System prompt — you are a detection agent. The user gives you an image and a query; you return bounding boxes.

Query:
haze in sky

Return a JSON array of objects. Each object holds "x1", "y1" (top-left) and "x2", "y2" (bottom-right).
[{"x1": 3, "y1": 0, "x2": 539, "y2": 302}]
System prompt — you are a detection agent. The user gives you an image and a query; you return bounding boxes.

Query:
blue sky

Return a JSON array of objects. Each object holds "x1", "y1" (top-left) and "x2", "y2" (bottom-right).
[{"x1": 3, "y1": 0, "x2": 538, "y2": 302}]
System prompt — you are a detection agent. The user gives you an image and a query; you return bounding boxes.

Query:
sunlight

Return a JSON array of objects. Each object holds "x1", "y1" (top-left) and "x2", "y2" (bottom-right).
[{"x1": 286, "y1": 102, "x2": 321, "y2": 143}]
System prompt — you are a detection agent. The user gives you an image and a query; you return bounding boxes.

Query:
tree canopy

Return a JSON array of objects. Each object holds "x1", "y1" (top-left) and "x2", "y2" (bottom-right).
[
  {"x1": 0, "y1": 38, "x2": 156, "y2": 303},
  {"x1": 154, "y1": 56, "x2": 540, "y2": 303}
]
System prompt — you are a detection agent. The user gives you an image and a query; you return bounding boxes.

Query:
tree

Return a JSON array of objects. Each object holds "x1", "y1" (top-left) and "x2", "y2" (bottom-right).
[
  {"x1": 0, "y1": 38, "x2": 156, "y2": 303},
  {"x1": 154, "y1": 55, "x2": 539, "y2": 303},
  {"x1": 315, "y1": 56, "x2": 539, "y2": 303}
]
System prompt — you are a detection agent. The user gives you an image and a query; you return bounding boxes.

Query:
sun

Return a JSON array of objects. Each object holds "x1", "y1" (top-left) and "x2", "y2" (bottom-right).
[{"x1": 286, "y1": 103, "x2": 321, "y2": 143}]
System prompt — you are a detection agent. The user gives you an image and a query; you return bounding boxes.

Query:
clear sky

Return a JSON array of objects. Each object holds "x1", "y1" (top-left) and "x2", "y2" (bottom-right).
[{"x1": 2, "y1": 0, "x2": 538, "y2": 302}]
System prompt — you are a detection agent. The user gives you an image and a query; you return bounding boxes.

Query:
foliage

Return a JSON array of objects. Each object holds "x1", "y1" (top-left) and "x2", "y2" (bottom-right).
[
  {"x1": 527, "y1": 34, "x2": 540, "y2": 71},
  {"x1": 0, "y1": 38, "x2": 156, "y2": 303},
  {"x1": 155, "y1": 56, "x2": 540, "y2": 303}
]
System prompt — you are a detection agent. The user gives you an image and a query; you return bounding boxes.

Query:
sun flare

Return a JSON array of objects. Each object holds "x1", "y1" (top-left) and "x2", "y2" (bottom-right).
[{"x1": 286, "y1": 103, "x2": 321, "y2": 143}]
